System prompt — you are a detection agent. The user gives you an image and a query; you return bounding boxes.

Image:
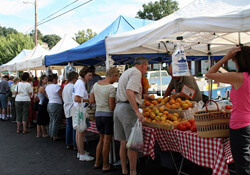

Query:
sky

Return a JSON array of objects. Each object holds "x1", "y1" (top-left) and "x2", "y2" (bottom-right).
[{"x1": 0, "y1": 0, "x2": 194, "y2": 37}]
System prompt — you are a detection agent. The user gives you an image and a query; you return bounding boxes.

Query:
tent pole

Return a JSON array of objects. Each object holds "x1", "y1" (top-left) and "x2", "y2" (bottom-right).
[
  {"x1": 238, "y1": 32, "x2": 241, "y2": 45},
  {"x1": 105, "y1": 37, "x2": 110, "y2": 71},
  {"x1": 207, "y1": 44, "x2": 212, "y2": 100},
  {"x1": 159, "y1": 62, "x2": 163, "y2": 97},
  {"x1": 104, "y1": 37, "x2": 115, "y2": 71}
]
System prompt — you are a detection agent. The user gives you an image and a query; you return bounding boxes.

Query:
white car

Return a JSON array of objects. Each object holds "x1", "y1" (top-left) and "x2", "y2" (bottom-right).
[{"x1": 146, "y1": 70, "x2": 172, "y2": 94}]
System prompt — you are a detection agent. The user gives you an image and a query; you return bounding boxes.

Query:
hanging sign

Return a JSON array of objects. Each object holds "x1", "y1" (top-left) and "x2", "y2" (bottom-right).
[{"x1": 172, "y1": 43, "x2": 190, "y2": 76}]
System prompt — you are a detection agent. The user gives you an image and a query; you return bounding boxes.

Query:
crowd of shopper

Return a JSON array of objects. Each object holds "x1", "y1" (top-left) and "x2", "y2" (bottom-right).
[{"x1": 1, "y1": 52, "x2": 249, "y2": 175}]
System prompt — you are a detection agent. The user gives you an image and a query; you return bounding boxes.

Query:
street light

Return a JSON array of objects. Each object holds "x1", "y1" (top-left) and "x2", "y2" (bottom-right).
[{"x1": 23, "y1": 0, "x2": 37, "y2": 46}]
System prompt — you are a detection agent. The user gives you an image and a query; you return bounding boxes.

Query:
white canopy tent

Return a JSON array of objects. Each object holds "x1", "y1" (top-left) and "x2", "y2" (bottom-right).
[
  {"x1": 0, "y1": 49, "x2": 32, "y2": 72},
  {"x1": 105, "y1": 0, "x2": 250, "y2": 64},
  {"x1": 15, "y1": 44, "x2": 48, "y2": 71},
  {"x1": 47, "y1": 34, "x2": 79, "y2": 56},
  {"x1": 14, "y1": 34, "x2": 79, "y2": 71},
  {"x1": 45, "y1": 34, "x2": 79, "y2": 70}
]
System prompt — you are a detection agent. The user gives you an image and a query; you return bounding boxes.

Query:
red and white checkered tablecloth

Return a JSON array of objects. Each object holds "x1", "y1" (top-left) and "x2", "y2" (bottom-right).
[
  {"x1": 87, "y1": 121, "x2": 156, "y2": 159},
  {"x1": 155, "y1": 129, "x2": 233, "y2": 175},
  {"x1": 142, "y1": 126, "x2": 156, "y2": 159},
  {"x1": 87, "y1": 121, "x2": 233, "y2": 175},
  {"x1": 87, "y1": 120, "x2": 99, "y2": 134}
]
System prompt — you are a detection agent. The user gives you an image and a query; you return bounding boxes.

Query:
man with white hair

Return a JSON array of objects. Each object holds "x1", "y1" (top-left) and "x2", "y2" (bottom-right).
[{"x1": 114, "y1": 56, "x2": 148, "y2": 175}]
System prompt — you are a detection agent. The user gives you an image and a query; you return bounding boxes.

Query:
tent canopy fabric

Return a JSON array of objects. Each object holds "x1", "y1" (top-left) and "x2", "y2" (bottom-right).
[
  {"x1": 0, "y1": 49, "x2": 32, "y2": 72},
  {"x1": 14, "y1": 35, "x2": 78, "y2": 71},
  {"x1": 15, "y1": 44, "x2": 48, "y2": 71},
  {"x1": 48, "y1": 34, "x2": 79, "y2": 55},
  {"x1": 105, "y1": 0, "x2": 250, "y2": 61},
  {"x1": 45, "y1": 15, "x2": 153, "y2": 66}
]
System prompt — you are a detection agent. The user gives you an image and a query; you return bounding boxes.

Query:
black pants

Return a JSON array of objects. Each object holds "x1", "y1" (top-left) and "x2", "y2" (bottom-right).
[{"x1": 230, "y1": 125, "x2": 250, "y2": 175}]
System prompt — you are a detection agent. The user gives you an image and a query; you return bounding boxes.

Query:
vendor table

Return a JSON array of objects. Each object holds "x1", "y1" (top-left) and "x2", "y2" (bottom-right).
[{"x1": 87, "y1": 121, "x2": 233, "y2": 175}]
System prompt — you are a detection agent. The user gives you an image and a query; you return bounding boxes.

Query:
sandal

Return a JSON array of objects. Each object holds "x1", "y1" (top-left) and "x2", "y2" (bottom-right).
[
  {"x1": 16, "y1": 130, "x2": 21, "y2": 134},
  {"x1": 23, "y1": 130, "x2": 30, "y2": 134},
  {"x1": 102, "y1": 165, "x2": 115, "y2": 174},
  {"x1": 93, "y1": 164, "x2": 102, "y2": 169}
]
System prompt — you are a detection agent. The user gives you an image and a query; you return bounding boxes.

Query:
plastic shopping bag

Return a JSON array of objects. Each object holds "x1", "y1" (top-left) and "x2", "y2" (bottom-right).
[
  {"x1": 126, "y1": 119, "x2": 144, "y2": 152},
  {"x1": 172, "y1": 43, "x2": 190, "y2": 76},
  {"x1": 72, "y1": 104, "x2": 87, "y2": 132}
]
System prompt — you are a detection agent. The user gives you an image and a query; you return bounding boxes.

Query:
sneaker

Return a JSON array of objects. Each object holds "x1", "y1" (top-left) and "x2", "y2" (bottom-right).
[
  {"x1": 79, "y1": 153, "x2": 94, "y2": 161},
  {"x1": 77, "y1": 151, "x2": 89, "y2": 159}
]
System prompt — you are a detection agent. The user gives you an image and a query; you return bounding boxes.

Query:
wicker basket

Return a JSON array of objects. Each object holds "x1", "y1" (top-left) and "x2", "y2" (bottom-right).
[{"x1": 194, "y1": 100, "x2": 230, "y2": 138}]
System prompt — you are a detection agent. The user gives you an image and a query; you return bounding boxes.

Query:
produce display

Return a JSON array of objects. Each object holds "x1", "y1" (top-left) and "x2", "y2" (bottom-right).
[
  {"x1": 142, "y1": 96, "x2": 196, "y2": 130},
  {"x1": 176, "y1": 119, "x2": 197, "y2": 132},
  {"x1": 143, "y1": 95, "x2": 193, "y2": 110}
]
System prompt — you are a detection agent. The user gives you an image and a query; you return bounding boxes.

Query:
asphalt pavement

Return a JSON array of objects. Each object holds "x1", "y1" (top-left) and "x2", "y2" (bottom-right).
[{"x1": 0, "y1": 120, "x2": 214, "y2": 175}]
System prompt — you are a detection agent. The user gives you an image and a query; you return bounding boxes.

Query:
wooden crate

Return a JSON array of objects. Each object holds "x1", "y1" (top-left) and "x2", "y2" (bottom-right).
[{"x1": 143, "y1": 121, "x2": 176, "y2": 130}]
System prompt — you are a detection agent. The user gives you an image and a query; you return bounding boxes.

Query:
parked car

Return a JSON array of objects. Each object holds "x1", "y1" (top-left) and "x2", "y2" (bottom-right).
[{"x1": 146, "y1": 70, "x2": 172, "y2": 95}]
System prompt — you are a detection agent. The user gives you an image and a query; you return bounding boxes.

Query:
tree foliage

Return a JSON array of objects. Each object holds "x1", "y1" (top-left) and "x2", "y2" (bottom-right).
[
  {"x1": 42, "y1": 34, "x2": 61, "y2": 49},
  {"x1": 29, "y1": 29, "x2": 43, "y2": 43},
  {"x1": 0, "y1": 26, "x2": 18, "y2": 37},
  {"x1": 74, "y1": 29, "x2": 97, "y2": 44},
  {"x1": 136, "y1": 0, "x2": 179, "y2": 20},
  {"x1": 0, "y1": 33, "x2": 34, "y2": 65}
]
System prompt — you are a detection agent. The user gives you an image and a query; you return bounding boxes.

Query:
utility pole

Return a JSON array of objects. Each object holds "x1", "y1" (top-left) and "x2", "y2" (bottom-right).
[
  {"x1": 23, "y1": 0, "x2": 37, "y2": 45},
  {"x1": 35, "y1": 0, "x2": 37, "y2": 46}
]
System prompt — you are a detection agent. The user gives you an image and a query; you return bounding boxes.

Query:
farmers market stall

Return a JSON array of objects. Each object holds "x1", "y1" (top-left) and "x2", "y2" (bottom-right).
[{"x1": 87, "y1": 120, "x2": 233, "y2": 175}]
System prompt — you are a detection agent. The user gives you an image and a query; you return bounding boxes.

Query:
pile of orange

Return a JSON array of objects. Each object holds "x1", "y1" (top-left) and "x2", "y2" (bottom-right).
[
  {"x1": 143, "y1": 96, "x2": 193, "y2": 110},
  {"x1": 143, "y1": 106, "x2": 186, "y2": 125}
]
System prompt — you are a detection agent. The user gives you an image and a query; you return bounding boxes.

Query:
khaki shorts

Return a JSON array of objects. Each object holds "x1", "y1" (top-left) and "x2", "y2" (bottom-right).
[{"x1": 114, "y1": 103, "x2": 137, "y2": 141}]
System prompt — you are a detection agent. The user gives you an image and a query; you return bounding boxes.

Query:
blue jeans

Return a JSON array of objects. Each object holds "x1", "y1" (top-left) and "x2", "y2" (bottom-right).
[
  {"x1": 47, "y1": 103, "x2": 62, "y2": 137},
  {"x1": 230, "y1": 125, "x2": 250, "y2": 175},
  {"x1": 66, "y1": 117, "x2": 76, "y2": 147}
]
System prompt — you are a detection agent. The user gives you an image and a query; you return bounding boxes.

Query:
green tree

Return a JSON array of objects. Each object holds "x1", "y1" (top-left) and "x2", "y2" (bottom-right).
[
  {"x1": 0, "y1": 33, "x2": 34, "y2": 65},
  {"x1": 29, "y1": 29, "x2": 43, "y2": 43},
  {"x1": 136, "y1": 0, "x2": 179, "y2": 20},
  {"x1": 0, "y1": 26, "x2": 18, "y2": 37},
  {"x1": 74, "y1": 29, "x2": 97, "y2": 44},
  {"x1": 42, "y1": 34, "x2": 61, "y2": 49}
]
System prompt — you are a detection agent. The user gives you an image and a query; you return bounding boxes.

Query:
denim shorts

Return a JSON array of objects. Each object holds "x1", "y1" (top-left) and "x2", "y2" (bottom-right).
[{"x1": 0, "y1": 94, "x2": 7, "y2": 109}]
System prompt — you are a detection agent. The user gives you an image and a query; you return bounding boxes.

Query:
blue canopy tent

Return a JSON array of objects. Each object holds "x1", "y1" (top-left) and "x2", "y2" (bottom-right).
[{"x1": 45, "y1": 16, "x2": 153, "y2": 66}]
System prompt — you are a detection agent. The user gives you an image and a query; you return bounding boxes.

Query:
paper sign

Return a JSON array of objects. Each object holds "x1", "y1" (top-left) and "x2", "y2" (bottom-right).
[
  {"x1": 172, "y1": 43, "x2": 190, "y2": 76},
  {"x1": 181, "y1": 84, "x2": 196, "y2": 99}
]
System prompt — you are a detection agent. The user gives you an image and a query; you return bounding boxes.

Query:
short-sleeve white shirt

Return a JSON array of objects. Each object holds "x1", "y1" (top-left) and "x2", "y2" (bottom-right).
[
  {"x1": 91, "y1": 83, "x2": 116, "y2": 112},
  {"x1": 116, "y1": 67, "x2": 142, "y2": 105},
  {"x1": 45, "y1": 84, "x2": 62, "y2": 104},
  {"x1": 15, "y1": 82, "x2": 33, "y2": 101},
  {"x1": 62, "y1": 83, "x2": 74, "y2": 118},
  {"x1": 73, "y1": 79, "x2": 88, "y2": 107}
]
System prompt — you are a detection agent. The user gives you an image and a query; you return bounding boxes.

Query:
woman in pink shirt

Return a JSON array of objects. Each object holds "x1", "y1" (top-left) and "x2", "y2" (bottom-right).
[{"x1": 206, "y1": 46, "x2": 250, "y2": 175}]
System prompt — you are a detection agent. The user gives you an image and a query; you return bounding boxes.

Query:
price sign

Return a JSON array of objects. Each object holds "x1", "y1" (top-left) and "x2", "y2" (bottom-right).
[{"x1": 181, "y1": 84, "x2": 196, "y2": 99}]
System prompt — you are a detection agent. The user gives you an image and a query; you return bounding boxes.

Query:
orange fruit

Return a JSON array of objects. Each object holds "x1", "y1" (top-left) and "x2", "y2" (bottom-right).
[
  {"x1": 144, "y1": 100, "x2": 150, "y2": 106},
  {"x1": 143, "y1": 112, "x2": 150, "y2": 118},
  {"x1": 159, "y1": 106, "x2": 165, "y2": 113},
  {"x1": 157, "y1": 98, "x2": 163, "y2": 103},
  {"x1": 152, "y1": 100, "x2": 158, "y2": 105},
  {"x1": 170, "y1": 98, "x2": 175, "y2": 104}
]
